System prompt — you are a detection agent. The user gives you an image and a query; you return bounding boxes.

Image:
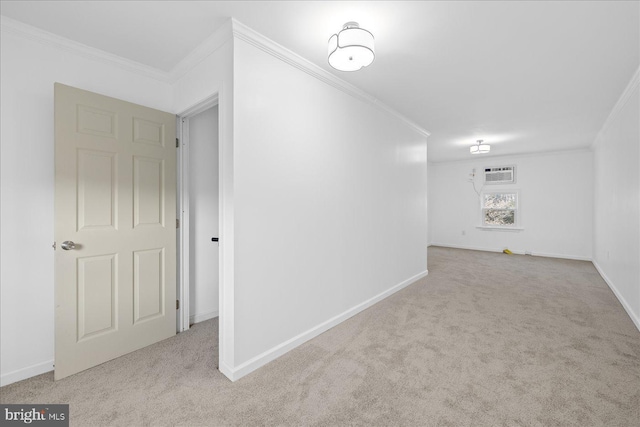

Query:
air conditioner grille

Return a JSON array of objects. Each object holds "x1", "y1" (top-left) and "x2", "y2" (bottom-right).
[{"x1": 484, "y1": 166, "x2": 515, "y2": 184}]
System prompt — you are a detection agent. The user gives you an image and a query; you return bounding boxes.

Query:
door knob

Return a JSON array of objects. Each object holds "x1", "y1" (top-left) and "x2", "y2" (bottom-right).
[{"x1": 61, "y1": 241, "x2": 76, "y2": 250}]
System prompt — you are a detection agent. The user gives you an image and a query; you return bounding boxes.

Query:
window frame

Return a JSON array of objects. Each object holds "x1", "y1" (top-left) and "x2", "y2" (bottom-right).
[{"x1": 480, "y1": 190, "x2": 520, "y2": 229}]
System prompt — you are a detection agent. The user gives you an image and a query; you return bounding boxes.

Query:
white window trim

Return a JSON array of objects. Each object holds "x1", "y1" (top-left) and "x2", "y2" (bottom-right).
[
  {"x1": 476, "y1": 225, "x2": 524, "y2": 232},
  {"x1": 479, "y1": 190, "x2": 522, "y2": 230}
]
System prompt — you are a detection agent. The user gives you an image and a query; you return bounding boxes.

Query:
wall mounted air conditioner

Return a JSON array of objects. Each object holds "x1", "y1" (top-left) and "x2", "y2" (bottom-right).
[{"x1": 484, "y1": 166, "x2": 516, "y2": 184}]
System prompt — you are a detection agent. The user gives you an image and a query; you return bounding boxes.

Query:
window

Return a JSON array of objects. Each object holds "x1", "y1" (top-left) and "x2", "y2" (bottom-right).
[{"x1": 481, "y1": 191, "x2": 518, "y2": 227}]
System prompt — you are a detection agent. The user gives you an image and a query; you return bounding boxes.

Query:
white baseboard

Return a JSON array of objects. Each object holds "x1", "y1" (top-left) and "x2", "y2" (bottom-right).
[
  {"x1": 529, "y1": 251, "x2": 592, "y2": 261},
  {"x1": 592, "y1": 261, "x2": 640, "y2": 333},
  {"x1": 430, "y1": 242, "x2": 515, "y2": 254},
  {"x1": 189, "y1": 310, "x2": 219, "y2": 325},
  {"x1": 223, "y1": 270, "x2": 429, "y2": 382},
  {"x1": 218, "y1": 361, "x2": 234, "y2": 380},
  {"x1": 429, "y1": 243, "x2": 591, "y2": 261},
  {"x1": 1, "y1": 359, "x2": 53, "y2": 387}
]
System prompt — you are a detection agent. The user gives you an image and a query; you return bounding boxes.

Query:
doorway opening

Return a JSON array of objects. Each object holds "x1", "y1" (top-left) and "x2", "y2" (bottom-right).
[{"x1": 177, "y1": 95, "x2": 220, "y2": 334}]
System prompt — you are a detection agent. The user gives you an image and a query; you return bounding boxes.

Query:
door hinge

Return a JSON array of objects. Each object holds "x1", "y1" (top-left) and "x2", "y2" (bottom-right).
[
  {"x1": 176, "y1": 299, "x2": 180, "y2": 310},
  {"x1": 176, "y1": 138, "x2": 179, "y2": 148},
  {"x1": 176, "y1": 219, "x2": 180, "y2": 228},
  {"x1": 52, "y1": 241, "x2": 56, "y2": 250}
]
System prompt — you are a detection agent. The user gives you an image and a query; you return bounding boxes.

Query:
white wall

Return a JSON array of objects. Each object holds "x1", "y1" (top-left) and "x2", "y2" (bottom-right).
[
  {"x1": 0, "y1": 15, "x2": 428, "y2": 386},
  {"x1": 0, "y1": 18, "x2": 238, "y2": 385},
  {"x1": 170, "y1": 26, "x2": 235, "y2": 377},
  {"x1": 429, "y1": 150, "x2": 594, "y2": 260},
  {"x1": 593, "y1": 70, "x2": 640, "y2": 331},
  {"x1": 0, "y1": 29, "x2": 173, "y2": 385},
  {"x1": 171, "y1": 40, "x2": 232, "y2": 114},
  {"x1": 230, "y1": 36, "x2": 428, "y2": 374},
  {"x1": 188, "y1": 106, "x2": 220, "y2": 324}
]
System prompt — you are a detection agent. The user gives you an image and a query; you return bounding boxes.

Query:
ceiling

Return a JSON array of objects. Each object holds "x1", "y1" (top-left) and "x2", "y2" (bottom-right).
[{"x1": 2, "y1": 1, "x2": 638, "y2": 162}]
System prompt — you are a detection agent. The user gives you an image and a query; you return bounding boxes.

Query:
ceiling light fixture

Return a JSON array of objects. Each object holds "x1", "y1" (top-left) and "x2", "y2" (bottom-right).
[
  {"x1": 328, "y1": 22, "x2": 375, "y2": 72},
  {"x1": 470, "y1": 140, "x2": 490, "y2": 154}
]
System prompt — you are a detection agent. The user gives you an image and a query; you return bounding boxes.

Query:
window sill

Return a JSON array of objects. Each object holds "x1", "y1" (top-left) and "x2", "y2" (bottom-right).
[{"x1": 476, "y1": 226, "x2": 524, "y2": 232}]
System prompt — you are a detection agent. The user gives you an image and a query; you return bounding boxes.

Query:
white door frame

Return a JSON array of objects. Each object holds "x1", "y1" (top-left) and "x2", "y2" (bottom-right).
[{"x1": 177, "y1": 93, "x2": 220, "y2": 333}]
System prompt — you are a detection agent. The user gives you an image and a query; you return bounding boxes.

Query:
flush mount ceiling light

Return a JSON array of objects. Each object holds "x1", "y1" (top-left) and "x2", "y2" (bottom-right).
[
  {"x1": 328, "y1": 22, "x2": 375, "y2": 72},
  {"x1": 470, "y1": 140, "x2": 491, "y2": 154}
]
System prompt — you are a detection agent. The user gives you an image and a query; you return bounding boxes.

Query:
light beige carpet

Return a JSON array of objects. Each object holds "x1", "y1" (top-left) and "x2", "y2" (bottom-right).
[{"x1": 2, "y1": 247, "x2": 639, "y2": 426}]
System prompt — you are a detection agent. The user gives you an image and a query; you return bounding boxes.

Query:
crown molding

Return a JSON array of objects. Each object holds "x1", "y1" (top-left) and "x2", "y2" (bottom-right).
[
  {"x1": 169, "y1": 19, "x2": 233, "y2": 82},
  {"x1": 0, "y1": 15, "x2": 172, "y2": 83},
  {"x1": 372, "y1": 100, "x2": 431, "y2": 138},
  {"x1": 1, "y1": 13, "x2": 430, "y2": 139},
  {"x1": 230, "y1": 19, "x2": 431, "y2": 139},
  {"x1": 231, "y1": 19, "x2": 374, "y2": 105},
  {"x1": 592, "y1": 65, "x2": 640, "y2": 148},
  {"x1": 429, "y1": 147, "x2": 594, "y2": 165},
  {"x1": 1, "y1": 15, "x2": 233, "y2": 85}
]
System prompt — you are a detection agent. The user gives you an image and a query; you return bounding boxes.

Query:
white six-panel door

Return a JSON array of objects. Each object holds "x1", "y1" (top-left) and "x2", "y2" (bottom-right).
[{"x1": 54, "y1": 84, "x2": 176, "y2": 380}]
